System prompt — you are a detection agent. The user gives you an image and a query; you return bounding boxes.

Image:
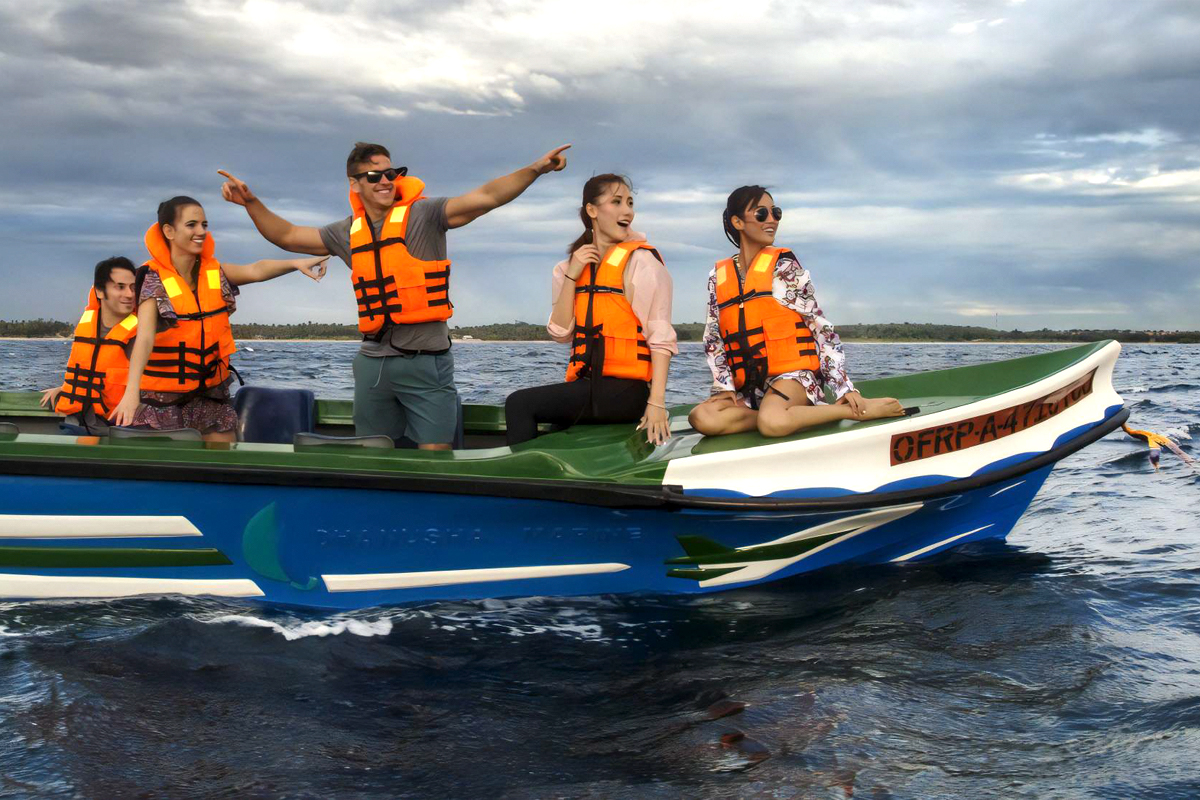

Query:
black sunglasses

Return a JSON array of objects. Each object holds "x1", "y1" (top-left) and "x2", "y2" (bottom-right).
[
  {"x1": 750, "y1": 206, "x2": 783, "y2": 223},
  {"x1": 352, "y1": 167, "x2": 408, "y2": 184}
]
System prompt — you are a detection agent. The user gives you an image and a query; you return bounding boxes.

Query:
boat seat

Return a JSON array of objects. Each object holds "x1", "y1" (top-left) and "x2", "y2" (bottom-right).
[
  {"x1": 0, "y1": 421, "x2": 17, "y2": 439},
  {"x1": 293, "y1": 432, "x2": 395, "y2": 449},
  {"x1": 109, "y1": 426, "x2": 202, "y2": 442},
  {"x1": 234, "y1": 387, "x2": 317, "y2": 444}
]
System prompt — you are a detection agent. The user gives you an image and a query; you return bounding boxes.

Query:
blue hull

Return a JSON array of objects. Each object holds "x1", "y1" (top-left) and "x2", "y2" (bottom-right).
[{"x1": 0, "y1": 465, "x2": 1050, "y2": 609}]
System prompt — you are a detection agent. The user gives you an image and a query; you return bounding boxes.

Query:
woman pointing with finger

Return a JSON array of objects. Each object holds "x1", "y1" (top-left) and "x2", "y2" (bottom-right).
[{"x1": 109, "y1": 195, "x2": 327, "y2": 441}]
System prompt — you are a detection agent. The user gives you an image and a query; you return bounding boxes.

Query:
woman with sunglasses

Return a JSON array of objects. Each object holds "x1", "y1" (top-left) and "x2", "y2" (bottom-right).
[
  {"x1": 108, "y1": 195, "x2": 328, "y2": 441},
  {"x1": 503, "y1": 173, "x2": 677, "y2": 446},
  {"x1": 688, "y1": 186, "x2": 903, "y2": 438}
]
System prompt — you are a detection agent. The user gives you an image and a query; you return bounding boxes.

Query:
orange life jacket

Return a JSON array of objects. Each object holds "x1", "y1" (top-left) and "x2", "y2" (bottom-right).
[
  {"x1": 715, "y1": 246, "x2": 819, "y2": 394},
  {"x1": 348, "y1": 176, "x2": 451, "y2": 338},
  {"x1": 55, "y1": 288, "x2": 138, "y2": 418},
  {"x1": 139, "y1": 224, "x2": 237, "y2": 398},
  {"x1": 565, "y1": 241, "x2": 658, "y2": 383}
]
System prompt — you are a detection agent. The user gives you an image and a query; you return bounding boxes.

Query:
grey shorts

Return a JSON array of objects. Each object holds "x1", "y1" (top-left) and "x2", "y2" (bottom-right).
[{"x1": 352, "y1": 350, "x2": 457, "y2": 445}]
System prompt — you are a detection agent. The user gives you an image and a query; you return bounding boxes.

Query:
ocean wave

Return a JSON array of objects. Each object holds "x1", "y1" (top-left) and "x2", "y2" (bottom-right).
[{"x1": 200, "y1": 613, "x2": 394, "y2": 641}]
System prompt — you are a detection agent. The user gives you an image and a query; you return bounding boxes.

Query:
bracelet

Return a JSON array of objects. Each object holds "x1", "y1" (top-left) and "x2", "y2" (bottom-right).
[{"x1": 646, "y1": 400, "x2": 667, "y2": 410}]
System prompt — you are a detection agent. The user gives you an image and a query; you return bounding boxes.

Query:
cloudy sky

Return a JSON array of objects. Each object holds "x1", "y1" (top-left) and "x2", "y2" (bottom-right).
[{"x1": 1, "y1": 0, "x2": 1197, "y2": 330}]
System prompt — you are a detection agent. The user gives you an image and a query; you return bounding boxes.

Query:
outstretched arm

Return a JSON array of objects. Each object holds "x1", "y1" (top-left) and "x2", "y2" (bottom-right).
[
  {"x1": 445, "y1": 145, "x2": 570, "y2": 229},
  {"x1": 218, "y1": 170, "x2": 330, "y2": 256},
  {"x1": 221, "y1": 256, "x2": 329, "y2": 287}
]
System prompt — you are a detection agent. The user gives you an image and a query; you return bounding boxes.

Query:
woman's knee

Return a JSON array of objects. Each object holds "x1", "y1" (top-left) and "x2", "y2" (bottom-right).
[
  {"x1": 688, "y1": 402, "x2": 720, "y2": 434},
  {"x1": 756, "y1": 408, "x2": 793, "y2": 438}
]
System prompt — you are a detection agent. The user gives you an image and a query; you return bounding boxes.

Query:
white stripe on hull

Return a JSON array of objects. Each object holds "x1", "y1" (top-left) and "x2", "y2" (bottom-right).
[
  {"x1": 0, "y1": 515, "x2": 201, "y2": 539},
  {"x1": 0, "y1": 574, "x2": 263, "y2": 599},
  {"x1": 692, "y1": 504, "x2": 924, "y2": 589},
  {"x1": 323, "y1": 563, "x2": 631, "y2": 593},
  {"x1": 891, "y1": 524, "x2": 996, "y2": 562},
  {"x1": 989, "y1": 481, "x2": 1026, "y2": 497}
]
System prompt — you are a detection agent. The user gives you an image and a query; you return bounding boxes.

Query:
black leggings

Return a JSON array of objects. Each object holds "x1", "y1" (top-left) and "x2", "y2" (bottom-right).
[{"x1": 504, "y1": 377, "x2": 650, "y2": 445}]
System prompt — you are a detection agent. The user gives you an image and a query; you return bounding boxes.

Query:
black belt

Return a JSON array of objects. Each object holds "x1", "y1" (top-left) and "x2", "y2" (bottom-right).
[{"x1": 392, "y1": 346, "x2": 450, "y2": 356}]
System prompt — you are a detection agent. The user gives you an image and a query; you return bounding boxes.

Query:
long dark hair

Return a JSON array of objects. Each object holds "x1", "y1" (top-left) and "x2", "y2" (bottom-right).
[
  {"x1": 157, "y1": 195, "x2": 203, "y2": 241},
  {"x1": 722, "y1": 185, "x2": 769, "y2": 246},
  {"x1": 567, "y1": 174, "x2": 631, "y2": 255}
]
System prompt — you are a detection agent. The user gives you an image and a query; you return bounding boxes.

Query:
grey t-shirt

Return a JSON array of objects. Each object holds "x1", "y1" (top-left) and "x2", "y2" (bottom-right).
[{"x1": 320, "y1": 196, "x2": 452, "y2": 356}]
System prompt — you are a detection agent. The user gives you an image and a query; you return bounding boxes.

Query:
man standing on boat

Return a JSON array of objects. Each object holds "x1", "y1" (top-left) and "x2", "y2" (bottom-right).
[
  {"x1": 41, "y1": 257, "x2": 140, "y2": 434},
  {"x1": 218, "y1": 142, "x2": 570, "y2": 449}
]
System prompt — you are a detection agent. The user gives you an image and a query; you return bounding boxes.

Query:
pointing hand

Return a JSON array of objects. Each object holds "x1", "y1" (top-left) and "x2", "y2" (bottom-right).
[
  {"x1": 532, "y1": 144, "x2": 570, "y2": 175},
  {"x1": 218, "y1": 170, "x2": 258, "y2": 206}
]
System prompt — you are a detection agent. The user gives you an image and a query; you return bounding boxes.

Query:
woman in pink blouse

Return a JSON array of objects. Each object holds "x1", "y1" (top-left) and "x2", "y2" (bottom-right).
[
  {"x1": 504, "y1": 174, "x2": 677, "y2": 446},
  {"x1": 689, "y1": 185, "x2": 903, "y2": 438}
]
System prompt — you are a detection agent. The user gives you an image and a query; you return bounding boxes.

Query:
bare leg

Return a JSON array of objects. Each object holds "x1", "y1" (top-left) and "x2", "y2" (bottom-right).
[
  {"x1": 688, "y1": 392, "x2": 758, "y2": 436},
  {"x1": 756, "y1": 379, "x2": 857, "y2": 438},
  {"x1": 203, "y1": 430, "x2": 237, "y2": 444},
  {"x1": 418, "y1": 442, "x2": 452, "y2": 451}
]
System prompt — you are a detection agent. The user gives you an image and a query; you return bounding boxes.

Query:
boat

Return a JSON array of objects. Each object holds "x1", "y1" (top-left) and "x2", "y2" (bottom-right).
[{"x1": 0, "y1": 341, "x2": 1126, "y2": 610}]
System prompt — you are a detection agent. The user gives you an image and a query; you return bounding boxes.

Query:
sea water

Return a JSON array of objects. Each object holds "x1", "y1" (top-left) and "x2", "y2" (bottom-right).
[{"x1": 0, "y1": 341, "x2": 1197, "y2": 799}]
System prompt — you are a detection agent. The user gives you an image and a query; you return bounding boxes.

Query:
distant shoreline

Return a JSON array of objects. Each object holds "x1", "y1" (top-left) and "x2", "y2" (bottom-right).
[
  {"x1": 4, "y1": 320, "x2": 1198, "y2": 344},
  {"x1": 5, "y1": 336, "x2": 1195, "y2": 345}
]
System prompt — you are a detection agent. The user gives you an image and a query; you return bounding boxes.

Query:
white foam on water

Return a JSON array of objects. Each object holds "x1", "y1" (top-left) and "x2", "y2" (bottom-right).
[{"x1": 202, "y1": 613, "x2": 394, "y2": 641}]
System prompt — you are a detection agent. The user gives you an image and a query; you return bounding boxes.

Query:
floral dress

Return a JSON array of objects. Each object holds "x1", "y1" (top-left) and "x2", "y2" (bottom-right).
[
  {"x1": 702, "y1": 252, "x2": 855, "y2": 407},
  {"x1": 130, "y1": 268, "x2": 240, "y2": 434}
]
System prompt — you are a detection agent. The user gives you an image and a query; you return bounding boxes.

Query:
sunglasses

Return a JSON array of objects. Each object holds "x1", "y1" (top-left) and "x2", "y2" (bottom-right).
[
  {"x1": 749, "y1": 206, "x2": 783, "y2": 223},
  {"x1": 352, "y1": 167, "x2": 408, "y2": 184}
]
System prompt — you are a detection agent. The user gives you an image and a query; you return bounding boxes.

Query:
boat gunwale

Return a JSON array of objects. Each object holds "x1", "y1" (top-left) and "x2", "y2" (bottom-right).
[{"x1": 0, "y1": 406, "x2": 1128, "y2": 511}]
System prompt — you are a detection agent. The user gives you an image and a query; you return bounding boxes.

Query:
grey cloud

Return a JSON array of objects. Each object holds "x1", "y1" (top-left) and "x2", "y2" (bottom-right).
[{"x1": 0, "y1": 0, "x2": 1197, "y2": 331}]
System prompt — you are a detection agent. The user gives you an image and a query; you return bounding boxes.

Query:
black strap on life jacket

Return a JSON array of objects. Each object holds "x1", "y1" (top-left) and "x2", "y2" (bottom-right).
[
  {"x1": 567, "y1": 247, "x2": 660, "y2": 381},
  {"x1": 568, "y1": 264, "x2": 605, "y2": 385},
  {"x1": 59, "y1": 364, "x2": 108, "y2": 414},
  {"x1": 354, "y1": 219, "x2": 406, "y2": 330},
  {"x1": 720, "y1": 261, "x2": 768, "y2": 408},
  {"x1": 567, "y1": 270, "x2": 652, "y2": 380},
  {"x1": 58, "y1": 315, "x2": 130, "y2": 415}
]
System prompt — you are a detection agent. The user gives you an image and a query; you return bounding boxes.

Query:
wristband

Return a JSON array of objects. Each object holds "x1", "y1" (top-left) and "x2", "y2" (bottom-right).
[{"x1": 646, "y1": 400, "x2": 667, "y2": 410}]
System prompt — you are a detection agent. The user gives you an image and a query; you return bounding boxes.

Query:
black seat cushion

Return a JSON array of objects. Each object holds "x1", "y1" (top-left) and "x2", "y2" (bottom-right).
[{"x1": 235, "y1": 387, "x2": 316, "y2": 444}]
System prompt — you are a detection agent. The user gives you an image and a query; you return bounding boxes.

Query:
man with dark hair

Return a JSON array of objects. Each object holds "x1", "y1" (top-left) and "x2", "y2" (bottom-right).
[
  {"x1": 42, "y1": 257, "x2": 139, "y2": 433},
  {"x1": 218, "y1": 142, "x2": 569, "y2": 449}
]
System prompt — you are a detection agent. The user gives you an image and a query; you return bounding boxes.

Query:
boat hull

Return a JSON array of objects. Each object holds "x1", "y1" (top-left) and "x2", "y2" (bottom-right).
[{"x1": 0, "y1": 464, "x2": 1052, "y2": 609}]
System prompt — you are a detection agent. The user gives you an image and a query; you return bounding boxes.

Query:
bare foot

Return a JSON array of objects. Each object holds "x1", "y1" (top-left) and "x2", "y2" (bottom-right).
[{"x1": 860, "y1": 397, "x2": 905, "y2": 420}]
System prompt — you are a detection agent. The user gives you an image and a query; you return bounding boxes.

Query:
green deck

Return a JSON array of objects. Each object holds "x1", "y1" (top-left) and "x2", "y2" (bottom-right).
[{"x1": 0, "y1": 342, "x2": 1109, "y2": 485}]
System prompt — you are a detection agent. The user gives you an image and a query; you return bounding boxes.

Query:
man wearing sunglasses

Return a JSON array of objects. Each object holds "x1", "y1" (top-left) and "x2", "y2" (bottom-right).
[{"x1": 218, "y1": 141, "x2": 569, "y2": 449}]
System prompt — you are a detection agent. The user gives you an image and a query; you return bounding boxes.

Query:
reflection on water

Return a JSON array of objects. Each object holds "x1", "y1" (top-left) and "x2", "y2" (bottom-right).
[{"x1": 1, "y1": 342, "x2": 1199, "y2": 798}]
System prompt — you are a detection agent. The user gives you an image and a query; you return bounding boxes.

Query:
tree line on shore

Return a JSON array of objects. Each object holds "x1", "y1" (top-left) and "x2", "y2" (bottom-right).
[{"x1": 3, "y1": 318, "x2": 1198, "y2": 343}]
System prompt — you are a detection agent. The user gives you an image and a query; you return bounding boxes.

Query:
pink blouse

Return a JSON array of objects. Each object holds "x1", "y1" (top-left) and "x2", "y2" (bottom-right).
[{"x1": 546, "y1": 249, "x2": 679, "y2": 355}]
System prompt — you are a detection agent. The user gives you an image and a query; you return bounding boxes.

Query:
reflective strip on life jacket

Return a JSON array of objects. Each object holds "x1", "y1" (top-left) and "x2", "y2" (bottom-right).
[
  {"x1": 715, "y1": 246, "x2": 819, "y2": 397},
  {"x1": 348, "y1": 177, "x2": 452, "y2": 338},
  {"x1": 565, "y1": 241, "x2": 657, "y2": 383}
]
